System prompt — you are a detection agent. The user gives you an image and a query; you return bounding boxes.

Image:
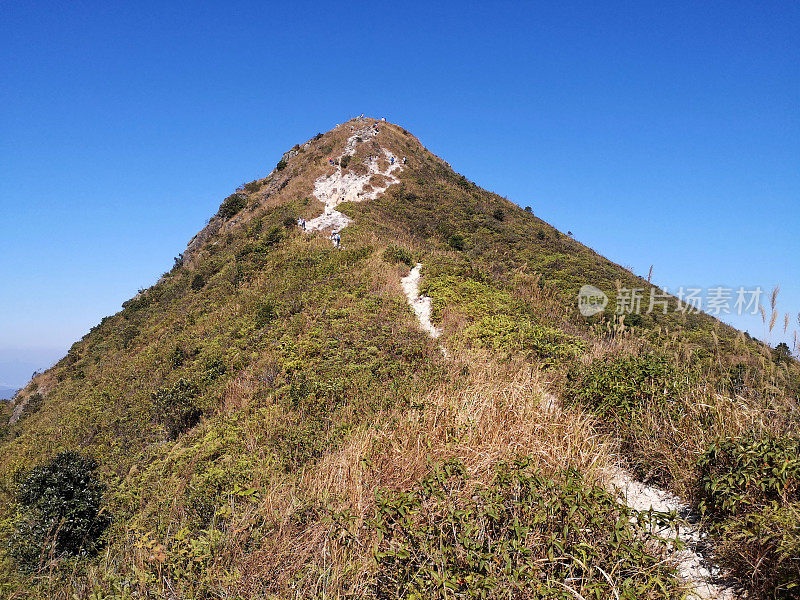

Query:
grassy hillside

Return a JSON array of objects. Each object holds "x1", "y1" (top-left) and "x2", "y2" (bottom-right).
[{"x1": 1, "y1": 119, "x2": 798, "y2": 599}]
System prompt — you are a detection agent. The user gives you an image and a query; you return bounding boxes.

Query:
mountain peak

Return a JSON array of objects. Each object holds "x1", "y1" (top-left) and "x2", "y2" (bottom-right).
[{"x1": 1, "y1": 118, "x2": 796, "y2": 599}]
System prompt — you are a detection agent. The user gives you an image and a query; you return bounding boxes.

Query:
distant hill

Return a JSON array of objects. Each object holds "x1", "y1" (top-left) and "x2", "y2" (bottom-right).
[
  {"x1": 0, "y1": 117, "x2": 797, "y2": 598},
  {"x1": 0, "y1": 386, "x2": 16, "y2": 400}
]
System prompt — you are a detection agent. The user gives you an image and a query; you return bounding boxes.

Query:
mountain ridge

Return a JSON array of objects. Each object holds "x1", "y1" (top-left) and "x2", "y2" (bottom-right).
[{"x1": 1, "y1": 117, "x2": 797, "y2": 599}]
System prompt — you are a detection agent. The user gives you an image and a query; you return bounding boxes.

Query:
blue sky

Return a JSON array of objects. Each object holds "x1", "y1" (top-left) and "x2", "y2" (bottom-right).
[{"x1": 1, "y1": 1, "x2": 798, "y2": 387}]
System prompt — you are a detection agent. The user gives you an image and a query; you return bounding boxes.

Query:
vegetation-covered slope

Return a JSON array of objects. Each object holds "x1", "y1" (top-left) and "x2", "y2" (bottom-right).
[{"x1": 1, "y1": 119, "x2": 798, "y2": 599}]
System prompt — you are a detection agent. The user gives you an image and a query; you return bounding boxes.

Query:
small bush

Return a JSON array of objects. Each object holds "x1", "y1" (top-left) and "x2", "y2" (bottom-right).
[
  {"x1": 217, "y1": 193, "x2": 247, "y2": 220},
  {"x1": 20, "y1": 392, "x2": 44, "y2": 419},
  {"x1": 447, "y1": 234, "x2": 465, "y2": 251},
  {"x1": 492, "y1": 208, "x2": 504, "y2": 221},
  {"x1": 340, "y1": 155, "x2": 351, "y2": 168},
  {"x1": 276, "y1": 159, "x2": 287, "y2": 171},
  {"x1": 698, "y1": 435, "x2": 800, "y2": 597},
  {"x1": 190, "y1": 273, "x2": 205, "y2": 291},
  {"x1": 243, "y1": 180, "x2": 262, "y2": 193},
  {"x1": 698, "y1": 435, "x2": 800, "y2": 518},
  {"x1": 255, "y1": 225, "x2": 284, "y2": 252},
  {"x1": 536, "y1": 230, "x2": 545, "y2": 240},
  {"x1": 382, "y1": 244, "x2": 413, "y2": 266},
  {"x1": 254, "y1": 301, "x2": 276, "y2": 328},
  {"x1": 151, "y1": 379, "x2": 203, "y2": 439},
  {"x1": 564, "y1": 354, "x2": 688, "y2": 426},
  {"x1": 170, "y1": 344, "x2": 186, "y2": 368},
  {"x1": 11, "y1": 452, "x2": 110, "y2": 571},
  {"x1": 283, "y1": 216, "x2": 297, "y2": 229}
]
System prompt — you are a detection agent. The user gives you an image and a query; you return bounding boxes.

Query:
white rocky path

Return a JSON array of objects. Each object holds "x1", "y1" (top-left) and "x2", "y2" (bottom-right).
[
  {"x1": 607, "y1": 468, "x2": 738, "y2": 599},
  {"x1": 305, "y1": 124, "x2": 404, "y2": 233},
  {"x1": 400, "y1": 264, "x2": 442, "y2": 339}
]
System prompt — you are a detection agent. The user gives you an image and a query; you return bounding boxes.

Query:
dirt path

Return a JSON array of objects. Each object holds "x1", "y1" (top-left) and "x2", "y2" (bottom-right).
[
  {"x1": 400, "y1": 263, "x2": 441, "y2": 339},
  {"x1": 607, "y1": 468, "x2": 738, "y2": 599}
]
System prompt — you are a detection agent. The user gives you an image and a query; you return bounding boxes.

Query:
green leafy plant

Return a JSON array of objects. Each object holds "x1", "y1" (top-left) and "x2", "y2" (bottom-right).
[
  {"x1": 447, "y1": 234, "x2": 465, "y2": 251},
  {"x1": 370, "y1": 458, "x2": 679, "y2": 599},
  {"x1": 11, "y1": 452, "x2": 110, "y2": 571},
  {"x1": 382, "y1": 244, "x2": 414, "y2": 267},
  {"x1": 190, "y1": 273, "x2": 205, "y2": 291},
  {"x1": 217, "y1": 193, "x2": 247, "y2": 220},
  {"x1": 151, "y1": 379, "x2": 203, "y2": 439},
  {"x1": 564, "y1": 354, "x2": 688, "y2": 425},
  {"x1": 254, "y1": 301, "x2": 276, "y2": 328},
  {"x1": 697, "y1": 435, "x2": 800, "y2": 597}
]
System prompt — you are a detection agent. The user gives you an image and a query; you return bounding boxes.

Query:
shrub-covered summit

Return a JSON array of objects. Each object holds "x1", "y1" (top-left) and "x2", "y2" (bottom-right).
[{"x1": 1, "y1": 117, "x2": 797, "y2": 599}]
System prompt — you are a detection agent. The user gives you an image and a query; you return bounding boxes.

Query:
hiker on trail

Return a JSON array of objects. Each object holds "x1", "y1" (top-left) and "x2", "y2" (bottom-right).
[
  {"x1": 402, "y1": 157, "x2": 407, "y2": 164},
  {"x1": 390, "y1": 156, "x2": 394, "y2": 165},
  {"x1": 335, "y1": 232, "x2": 341, "y2": 248},
  {"x1": 297, "y1": 217, "x2": 304, "y2": 229}
]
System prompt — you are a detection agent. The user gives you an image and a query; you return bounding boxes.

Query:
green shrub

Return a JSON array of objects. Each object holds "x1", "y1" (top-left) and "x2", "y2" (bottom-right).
[
  {"x1": 276, "y1": 159, "x2": 287, "y2": 171},
  {"x1": 283, "y1": 216, "x2": 297, "y2": 229},
  {"x1": 382, "y1": 244, "x2": 413, "y2": 267},
  {"x1": 254, "y1": 301, "x2": 276, "y2": 328},
  {"x1": 564, "y1": 354, "x2": 688, "y2": 425},
  {"x1": 492, "y1": 208, "x2": 504, "y2": 221},
  {"x1": 11, "y1": 452, "x2": 110, "y2": 571},
  {"x1": 120, "y1": 324, "x2": 138, "y2": 349},
  {"x1": 466, "y1": 314, "x2": 585, "y2": 360},
  {"x1": 340, "y1": 155, "x2": 351, "y2": 169},
  {"x1": 255, "y1": 225, "x2": 284, "y2": 252},
  {"x1": 698, "y1": 435, "x2": 800, "y2": 597},
  {"x1": 447, "y1": 234, "x2": 465, "y2": 251},
  {"x1": 217, "y1": 193, "x2": 247, "y2": 220},
  {"x1": 717, "y1": 503, "x2": 800, "y2": 598},
  {"x1": 369, "y1": 458, "x2": 679, "y2": 599},
  {"x1": 698, "y1": 435, "x2": 800, "y2": 517},
  {"x1": 190, "y1": 273, "x2": 205, "y2": 291},
  {"x1": 243, "y1": 180, "x2": 262, "y2": 193},
  {"x1": 151, "y1": 379, "x2": 203, "y2": 440},
  {"x1": 19, "y1": 392, "x2": 44, "y2": 419}
]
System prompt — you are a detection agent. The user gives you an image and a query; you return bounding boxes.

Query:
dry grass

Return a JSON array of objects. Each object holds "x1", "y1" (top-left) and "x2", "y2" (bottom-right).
[{"x1": 158, "y1": 351, "x2": 615, "y2": 598}]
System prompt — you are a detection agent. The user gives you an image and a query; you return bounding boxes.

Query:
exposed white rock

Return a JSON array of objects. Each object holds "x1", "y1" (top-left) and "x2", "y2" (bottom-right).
[
  {"x1": 400, "y1": 263, "x2": 442, "y2": 339},
  {"x1": 305, "y1": 127, "x2": 403, "y2": 234},
  {"x1": 607, "y1": 468, "x2": 739, "y2": 599}
]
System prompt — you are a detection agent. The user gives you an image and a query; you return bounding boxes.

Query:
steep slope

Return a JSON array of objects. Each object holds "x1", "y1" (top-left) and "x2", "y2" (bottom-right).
[{"x1": 1, "y1": 118, "x2": 798, "y2": 599}]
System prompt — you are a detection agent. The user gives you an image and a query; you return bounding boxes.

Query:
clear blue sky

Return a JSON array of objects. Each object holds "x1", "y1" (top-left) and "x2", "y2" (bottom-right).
[{"x1": 1, "y1": 1, "x2": 798, "y2": 387}]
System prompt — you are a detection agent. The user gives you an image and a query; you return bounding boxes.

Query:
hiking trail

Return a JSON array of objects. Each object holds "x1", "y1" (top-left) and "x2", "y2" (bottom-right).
[{"x1": 400, "y1": 263, "x2": 442, "y2": 340}]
